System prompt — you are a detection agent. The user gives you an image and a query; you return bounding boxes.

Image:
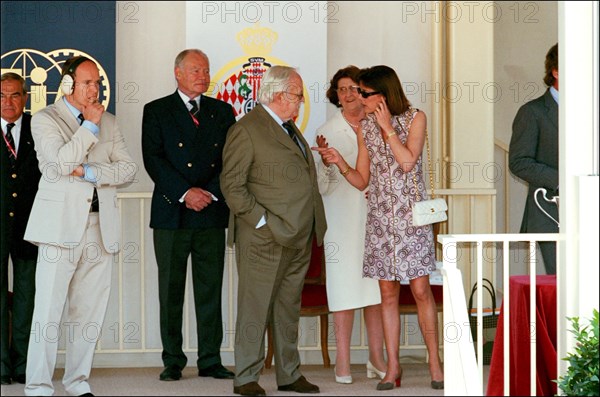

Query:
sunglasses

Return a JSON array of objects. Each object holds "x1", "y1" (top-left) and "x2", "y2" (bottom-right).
[{"x1": 357, "y1": 88, "x2": 382, "y2": 98}]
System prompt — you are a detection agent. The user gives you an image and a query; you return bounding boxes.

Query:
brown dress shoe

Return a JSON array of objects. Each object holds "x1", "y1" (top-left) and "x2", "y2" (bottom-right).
[
  {"x1": 277, "y1": 375, "x2": 320, "y2": 393},
  {"x1": 233, "y1": 381, "x2": 266, "y2": 396}
]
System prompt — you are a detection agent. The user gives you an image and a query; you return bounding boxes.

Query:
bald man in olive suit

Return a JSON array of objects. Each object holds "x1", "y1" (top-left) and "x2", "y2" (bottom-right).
[{"x1": 220, "y1": 66, "x2": 326, "y2": 396}]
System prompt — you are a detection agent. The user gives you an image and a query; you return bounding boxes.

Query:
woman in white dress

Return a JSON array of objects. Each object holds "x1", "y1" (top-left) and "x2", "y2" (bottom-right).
[{"x1": 312, "y1": 66, "x2": 386, "y2": 384}]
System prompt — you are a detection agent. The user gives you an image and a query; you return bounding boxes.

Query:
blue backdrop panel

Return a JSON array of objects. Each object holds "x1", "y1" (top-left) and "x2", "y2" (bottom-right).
[{"x1": 1, "y1": 1, "x2": 116, "y2": 113}]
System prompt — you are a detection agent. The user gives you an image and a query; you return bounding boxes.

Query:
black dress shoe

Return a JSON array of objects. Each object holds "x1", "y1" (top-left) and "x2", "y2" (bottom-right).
[
  {"x1": 13, "y1": 374, "x2": 26, "y2": 384},
  {"x1": 78, "y1": 393, "x2": 95, "y2": 397},
  {"x1": 0, "y1": 375, "x2": 10, "y2": 385},
  {"x1": 278, "y1": 375, "x2": 320, "y2": 393},
  {"x1": 234, "y1": 381, "x2": 266, "y2": 396},
  {"x1": 198, "y1": 363, "x2": 235, "y2": 379},
  {"x1": 159, "y1": 366, "x2": 182, "y2": 381}
]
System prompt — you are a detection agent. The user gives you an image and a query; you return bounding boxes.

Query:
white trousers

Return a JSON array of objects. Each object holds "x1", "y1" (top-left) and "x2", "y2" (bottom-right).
[{"x1": 24, "y1": 214, "x2": 113, "y2": 396}]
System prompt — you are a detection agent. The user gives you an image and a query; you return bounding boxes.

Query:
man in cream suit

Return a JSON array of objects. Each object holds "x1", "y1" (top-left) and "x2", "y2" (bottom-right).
[
  {"x1": 220, "y1": 66, "x2": 326, "y2": 396},
  {"x1": 23, "y1": 56, "x2": 137, "y2": 396}
]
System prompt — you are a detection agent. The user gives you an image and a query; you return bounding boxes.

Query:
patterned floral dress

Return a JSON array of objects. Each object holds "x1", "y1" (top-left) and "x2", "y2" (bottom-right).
[{"x1": 361, "y1": 108, "x2": 436, "y2": 281}]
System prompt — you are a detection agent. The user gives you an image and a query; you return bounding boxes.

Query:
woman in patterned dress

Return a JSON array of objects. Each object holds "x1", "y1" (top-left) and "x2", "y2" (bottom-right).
[{"x1": 313, "y1": 65, "x2": 444, "y2": 391}]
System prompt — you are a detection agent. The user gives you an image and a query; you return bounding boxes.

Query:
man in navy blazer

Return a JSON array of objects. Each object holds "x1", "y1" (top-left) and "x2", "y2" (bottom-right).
[
  {"x1": 509, "y1": 43, "x2": 559, "y2": 275},
  {"x1": 142, "y1": 49, "x2": 236, "y2": 382},
  {"x1": 1, "y1": 73, "x2": 40, "y2": 386}
]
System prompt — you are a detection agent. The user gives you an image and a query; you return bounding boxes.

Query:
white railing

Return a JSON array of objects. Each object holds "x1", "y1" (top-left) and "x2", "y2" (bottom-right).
[
  {"x1": 48, "y1": 188, "x2": 498, "y2": 368},
  {"x1": 439, "y1": 233, "x2": 560, "y2": 396}
]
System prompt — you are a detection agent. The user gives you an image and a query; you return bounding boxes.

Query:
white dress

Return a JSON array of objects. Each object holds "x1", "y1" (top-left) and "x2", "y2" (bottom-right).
[{"x1": 313, "y1": 111, "x2": 381, "y2": 312}]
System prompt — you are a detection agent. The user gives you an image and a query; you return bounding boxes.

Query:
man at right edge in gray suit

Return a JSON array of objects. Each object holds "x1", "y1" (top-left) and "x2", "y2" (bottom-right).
[
  {"x1": 220, "y1": 66, "x2": 327, "y2": 396},
  {"x1": 509, "y1": 43, "x2": 558, "y2": 275}
]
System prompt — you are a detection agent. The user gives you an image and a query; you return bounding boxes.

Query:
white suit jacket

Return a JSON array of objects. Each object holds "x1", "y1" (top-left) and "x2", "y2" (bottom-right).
[{"x1": 24, "y1": 99, "x2": 137, "y2": 253}]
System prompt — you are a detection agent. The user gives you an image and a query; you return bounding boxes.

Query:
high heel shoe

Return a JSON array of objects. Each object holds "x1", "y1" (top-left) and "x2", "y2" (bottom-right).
[
  {"x1": 334, "y1": 366, "x2": 352, "y2": 384},
  {"x1": 366, "y1": 361, "x2": 386, "y2": 379},
  {"x1": 375, "y1": 368, "x2": 402, "y2": 391},
  {"x1": 431, "y1": 380, "x2": 444, "y2": 389}
]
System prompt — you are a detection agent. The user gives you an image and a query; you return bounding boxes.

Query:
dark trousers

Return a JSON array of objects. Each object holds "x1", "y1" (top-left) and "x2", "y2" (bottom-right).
[
  {"x1": 1, "y1": 254, "x2": 36, "y2": 378},
  {"x1": 539, "y1": 241, "x2": 556, "y2": 275},
  {"x1": 154, "y1": 228, "x2": 226, "y2": 370}
]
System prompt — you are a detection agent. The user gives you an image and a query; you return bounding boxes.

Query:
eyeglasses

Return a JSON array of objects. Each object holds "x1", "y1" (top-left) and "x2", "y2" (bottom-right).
[
  {"x1": 337, "y1": 86, "x2": 359, "y2": 94},
  {"x1": 282, "y1": 91, "x2": 304, "y2": 101},
  {"x1": 357, "y1": 88, "x2": 382, "y2": 98}
]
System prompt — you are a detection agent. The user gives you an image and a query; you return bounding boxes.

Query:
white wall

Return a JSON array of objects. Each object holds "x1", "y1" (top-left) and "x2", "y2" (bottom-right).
[
  {"x1": 116, "y1": 1, "x2": 186, "y2": 193},
  {"x1": 115, "y1": 1, "x2": 434, "y2": 193},
  {"x1": 326, "y1": 1, "x2": 433, "y2": 120}
]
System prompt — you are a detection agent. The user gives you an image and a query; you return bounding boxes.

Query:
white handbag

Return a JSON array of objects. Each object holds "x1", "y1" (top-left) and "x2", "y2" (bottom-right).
[
  {"x1": 412, "y1": 197, "x2": 448, "y2": 226},
  {"x1": 411, "y1": 129, "x2": 448, "y2": 227}
]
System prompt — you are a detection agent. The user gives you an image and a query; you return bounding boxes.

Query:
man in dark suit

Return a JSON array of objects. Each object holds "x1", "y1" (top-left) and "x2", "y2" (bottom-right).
[
  {"x1": 1, "y1": 73, "x2": 40, "y2": 387},
  {"x1": 509, "y1": 43, "x2": 559, "y2": 275},
  {"x1": 0, "y1": 73, "x2": 40, "y2": 386},
  {"x1": 221, "y1": 66, "x2": 327, "y2": 396},
  {"x1": 142, "y1": 49, "x2": 236, "y2": 382}
]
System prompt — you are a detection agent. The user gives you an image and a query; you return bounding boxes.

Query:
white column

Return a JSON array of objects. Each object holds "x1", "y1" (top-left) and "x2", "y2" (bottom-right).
[{"x1": 558, "y1": 0, "x2": 599, "y2": 380}]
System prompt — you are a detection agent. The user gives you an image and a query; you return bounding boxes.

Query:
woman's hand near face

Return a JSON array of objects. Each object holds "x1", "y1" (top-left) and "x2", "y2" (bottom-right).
[{"x1": 374, "y1": 99, "x2": 393, "y2": 138}]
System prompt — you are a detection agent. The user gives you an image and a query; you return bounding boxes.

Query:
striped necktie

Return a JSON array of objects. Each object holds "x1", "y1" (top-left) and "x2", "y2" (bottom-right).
[
  {"x1": 4, "y1": 123, "x2": 17, "y2": 166},
  {"x1": 282, "y1": 121, "x2": 305, "y2": 157},
  {"x1": 189, "y1": 99, "x2": 199, "y2": 127}
]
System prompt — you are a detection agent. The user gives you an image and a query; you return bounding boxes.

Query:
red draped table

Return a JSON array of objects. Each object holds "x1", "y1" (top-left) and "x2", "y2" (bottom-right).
[{"x1": 486, "y1": 275, "x2": 557, "y2": 396}]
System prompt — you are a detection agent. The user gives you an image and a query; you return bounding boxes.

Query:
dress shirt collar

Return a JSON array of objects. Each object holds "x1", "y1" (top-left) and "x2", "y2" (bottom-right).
[
  {"x1": 177, "y1": 90, "x2": 201, "y2": 110},
  {"x1": 262, "y1": 104, "x2": 286, "y2": 131},
  {"x1": 549, "y1": 86, "x2": 558, "y2": 105},
  {"x1": 1, "y1": 115, "x2": 23, "y2": 150},
  {"x1": 63, "y1": 96, "x2": 83, "y2": 120}
]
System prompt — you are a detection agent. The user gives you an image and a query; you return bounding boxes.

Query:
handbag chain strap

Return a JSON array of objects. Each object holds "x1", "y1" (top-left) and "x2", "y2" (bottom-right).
[{"x1": 412, "y1": 129, "x2": 435, "y2": 201}]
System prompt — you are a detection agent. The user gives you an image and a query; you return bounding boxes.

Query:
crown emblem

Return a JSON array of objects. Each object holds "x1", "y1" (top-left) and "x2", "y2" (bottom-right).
[{"x1": 236, "y1": 23, "x2": 278, "y2": 57}]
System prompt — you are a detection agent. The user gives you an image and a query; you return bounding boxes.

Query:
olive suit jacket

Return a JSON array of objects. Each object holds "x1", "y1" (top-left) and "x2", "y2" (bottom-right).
[{"x1": 220, "y1": 104, "x2": 326, "y2": 248}]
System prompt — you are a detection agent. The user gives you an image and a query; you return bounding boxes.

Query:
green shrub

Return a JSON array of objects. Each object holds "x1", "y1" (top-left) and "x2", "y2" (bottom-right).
[{"x1": 556, "y1": 309, "x2": 599, "y2": 396}]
